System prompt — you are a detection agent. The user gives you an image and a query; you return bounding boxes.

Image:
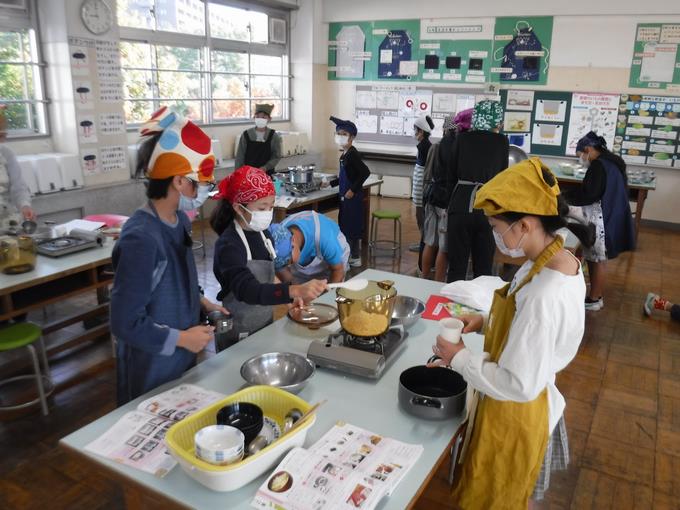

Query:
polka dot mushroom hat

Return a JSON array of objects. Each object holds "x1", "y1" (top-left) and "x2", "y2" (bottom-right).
[{"x1": 139, "y1": 106, "x2": 216, "y2": 183}]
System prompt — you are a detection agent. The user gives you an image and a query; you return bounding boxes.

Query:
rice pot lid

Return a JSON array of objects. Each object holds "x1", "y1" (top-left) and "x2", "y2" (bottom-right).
[{"x1": 336, "y1": 280, "x2": 396, "y2": 302}]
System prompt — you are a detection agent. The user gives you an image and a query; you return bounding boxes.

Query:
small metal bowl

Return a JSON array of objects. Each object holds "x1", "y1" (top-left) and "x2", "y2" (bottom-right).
[
  {"x1": 390, "y1": 295, "x2": 425, "y2": 331},
  {"x1": 240, "y1": 352, "x2": 315, "y2": 394}
]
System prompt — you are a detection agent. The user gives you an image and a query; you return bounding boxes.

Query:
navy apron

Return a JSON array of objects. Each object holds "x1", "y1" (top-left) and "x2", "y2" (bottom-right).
[
  {"x1": 600, "y1": 158, "x2": 635, "y2": 258},
  {"x1": 116, "y1": 203, "x2": 200, "y2": 406},
  {"x1": 338, "y1": 157, "x2": 364, "y2": 241}
]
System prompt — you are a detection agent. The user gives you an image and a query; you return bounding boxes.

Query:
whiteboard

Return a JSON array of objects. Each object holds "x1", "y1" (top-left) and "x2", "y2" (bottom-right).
[{"x1": 354, "y1": 84, "x2": 497, "y2": 144}]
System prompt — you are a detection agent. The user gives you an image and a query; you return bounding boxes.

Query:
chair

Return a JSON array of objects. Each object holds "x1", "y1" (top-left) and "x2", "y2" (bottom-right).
[
  {"x1": 0, "y1": 322, "x2": 53, "y2": 416},
  {"x1": 369, "y1": 210, "x2": 402, "y2": 258}
]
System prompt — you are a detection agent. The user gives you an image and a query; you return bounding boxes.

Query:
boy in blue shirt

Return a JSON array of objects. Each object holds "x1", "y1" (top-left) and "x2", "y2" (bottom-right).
[{"x1": 269, "y1": 211, "x2": 349, "y2": 284}]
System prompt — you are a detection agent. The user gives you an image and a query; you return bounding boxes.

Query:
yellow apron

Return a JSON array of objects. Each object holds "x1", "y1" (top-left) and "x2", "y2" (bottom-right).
[{"x1": 452, "y1": 236, "x2": 564, "y2": 509}]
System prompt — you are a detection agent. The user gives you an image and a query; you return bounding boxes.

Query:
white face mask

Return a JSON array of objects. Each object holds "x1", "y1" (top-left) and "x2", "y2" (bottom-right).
[
  {"x1": 492, "y1": 222, "x2": 526, "y2": 258},
  {"x1": 579, "y1": 153, "x2": 590, "y2": 168},
  {"x1": 335, "y1": 134, "x2": 349, "y2": 147},
  {"x1": 239, "y1": 204, "x2": 273, "y2": 232},
  {"x1": 254, "y1": 118, "x2": 268, "y2": 129},
  {"x1": 178, "y1": 181, "x2": 211, "y2": 211}
]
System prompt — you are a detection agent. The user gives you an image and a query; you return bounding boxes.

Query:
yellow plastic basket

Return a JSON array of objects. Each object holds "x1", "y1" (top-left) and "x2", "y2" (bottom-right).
[{"x1": 165, "y1": 385, "x2": 315, "y2": 491}]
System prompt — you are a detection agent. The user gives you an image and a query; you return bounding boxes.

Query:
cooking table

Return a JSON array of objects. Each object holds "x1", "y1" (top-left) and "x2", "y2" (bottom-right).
[
  {"x1": 0, "y1": 242, "x2": 114, "y2": 371},
  {"x1": 60, "y1": 268, "x2": 484, "y2": 510},
  {"x1": 273, "y1": 176, "x2": 383, "y2": 259}
]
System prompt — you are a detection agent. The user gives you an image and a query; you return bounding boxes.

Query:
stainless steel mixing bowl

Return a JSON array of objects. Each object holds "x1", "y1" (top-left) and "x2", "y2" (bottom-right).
[
  {"x1": 240, "y1": 352, "x2": 315, "y2": 394},
  {"x1": 390, "y1": 295, "x2": 425, "y2": 330}
]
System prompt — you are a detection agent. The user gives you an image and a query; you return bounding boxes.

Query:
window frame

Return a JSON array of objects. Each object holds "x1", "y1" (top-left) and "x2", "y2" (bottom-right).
[
  {"x1": 0, "y1": 0, "x2": 49, "y2": 139},
  {"x1": 118, "y1": 0, "x2": 291, "y2": 129}
]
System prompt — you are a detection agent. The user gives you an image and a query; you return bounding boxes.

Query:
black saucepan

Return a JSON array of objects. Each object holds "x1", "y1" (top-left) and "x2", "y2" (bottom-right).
[{"x1": 399, "y1": 364, "x2": 467, "y2": 420}]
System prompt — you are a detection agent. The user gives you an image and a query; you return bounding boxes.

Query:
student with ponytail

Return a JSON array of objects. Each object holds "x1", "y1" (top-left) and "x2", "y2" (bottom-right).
[{"x1": 429, "y1": 157, "x2": 594, "y2": 508}]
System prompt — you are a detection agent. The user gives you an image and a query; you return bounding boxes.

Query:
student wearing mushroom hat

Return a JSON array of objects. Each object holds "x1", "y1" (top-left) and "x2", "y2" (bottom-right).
[
  {"x1": 211, "y1": 166, "x2": 327, "y2": 351},
  {"x1": 0, "y1": 106, "x2": 35, "y2": 230},
  {"x1": 565, "y1": 130, "x2": 635, "y2": 311},
  {"x1": 330, "y1": 116, "x2": 370, "y2": 267},
  {"x1": 446, "y1": 99, "x2": 509, "y2": 283},
  {"x1": 234, "y1": 103, "x2": 282, "y2": 175},
  {"x1": 111, "y1": 106, "x2": 226, "y2": 405},
  {"x1": 430, "y1": 157, "x2": 594, "y2": 508},
  {"x1": 410, "y1": 115, "x2": 435, "y2": 252}
]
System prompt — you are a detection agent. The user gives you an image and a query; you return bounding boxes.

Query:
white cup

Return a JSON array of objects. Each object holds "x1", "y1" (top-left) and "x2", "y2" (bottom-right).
[{"x1": 439, "y1": 318, "x2": 464, "y2": 344}]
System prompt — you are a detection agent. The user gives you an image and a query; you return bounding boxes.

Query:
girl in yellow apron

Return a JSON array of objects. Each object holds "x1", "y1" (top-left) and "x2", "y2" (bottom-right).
[{"x1": 431, "y1": 158, "x2": 595, "y2": 509}]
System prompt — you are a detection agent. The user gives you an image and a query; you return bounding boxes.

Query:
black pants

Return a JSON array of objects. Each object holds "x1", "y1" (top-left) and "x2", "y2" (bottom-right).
[
  {"x1": 446, "y1": 212, "x2": 495, "y2": 283},
  {"x1": 672, "y1": 304, "x2": 680, "y2": 323}
]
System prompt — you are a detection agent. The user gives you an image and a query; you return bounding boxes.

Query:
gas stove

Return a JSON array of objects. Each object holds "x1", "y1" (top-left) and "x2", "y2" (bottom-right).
[
  {"x1": 307, "y1": 326, "x2": 408, "y2": 379},
  {"x1": 37, "y1": 236, "x2": 99, "y2": 257}
]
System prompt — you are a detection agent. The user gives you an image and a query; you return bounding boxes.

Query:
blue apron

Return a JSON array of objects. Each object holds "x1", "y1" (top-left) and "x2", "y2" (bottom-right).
[
  {"x1": 600, "y1": 158, "x2": 635, "y2": 258},
  {"x1": 116, "y1": 203, "x2": 200, "y2": 405},
  {"x1": 338, "y1": 158, "x2": 364, "y2": 240}
]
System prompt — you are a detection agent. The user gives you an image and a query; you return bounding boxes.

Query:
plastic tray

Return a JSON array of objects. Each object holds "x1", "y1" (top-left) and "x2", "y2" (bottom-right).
[{"x1": 165, "y1": 385, "x2": 315, "y2": 492}]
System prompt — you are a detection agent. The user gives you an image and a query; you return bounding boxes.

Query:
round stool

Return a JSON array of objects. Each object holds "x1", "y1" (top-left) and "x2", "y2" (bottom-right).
[
  {"x1": 0, "y1": 323, "x2": 53, "y2": 416},
  {"x1": 369, "y1": 210, "x2": 402, "y2": 257}
]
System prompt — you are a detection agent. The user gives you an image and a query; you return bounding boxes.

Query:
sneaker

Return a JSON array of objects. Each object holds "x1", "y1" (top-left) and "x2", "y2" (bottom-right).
[
  {"x1": 585, "y1": 297, "x2": 604, "y2": 311},
  {"x1": 643, "y1": 292, "x2": 660, "y2": 317},
  {"x1": 408, "y1": 242, "x2": 421, "y2": 253},
  {"x1": 349, "y1": 256, "x2": 362, "y2": 268}
]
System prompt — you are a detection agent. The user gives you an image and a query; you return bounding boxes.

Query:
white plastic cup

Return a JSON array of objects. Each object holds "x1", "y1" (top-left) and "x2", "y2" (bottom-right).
[{"x1": 439, "y1": 318, "x2": 464, "y2": 344}]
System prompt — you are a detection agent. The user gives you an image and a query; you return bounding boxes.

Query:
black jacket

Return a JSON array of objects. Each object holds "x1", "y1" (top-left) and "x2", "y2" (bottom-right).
[
  {"x1": 447, "y1": 131, "x2": 509, "y2": 213},
  {"x1": 340, "y1": 146, "x2": 370, "y2": 194}
]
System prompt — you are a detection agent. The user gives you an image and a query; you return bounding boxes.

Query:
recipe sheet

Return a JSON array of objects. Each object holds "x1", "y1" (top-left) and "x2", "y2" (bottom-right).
[{"x1": 251, "y1": 422, "x2": 423, "y2": 510}]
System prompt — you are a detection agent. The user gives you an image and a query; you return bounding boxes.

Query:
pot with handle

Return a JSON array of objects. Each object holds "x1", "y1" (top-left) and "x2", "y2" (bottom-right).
[
  {"x1": 335, "y1": 280, "x2": 397, "y2": 338},
  {"x1": 398, "y1": 363, "x2": 467, "y2": 420},
  {"x1": 288, "y1": 165, "x2": 314, "y2": 185}
]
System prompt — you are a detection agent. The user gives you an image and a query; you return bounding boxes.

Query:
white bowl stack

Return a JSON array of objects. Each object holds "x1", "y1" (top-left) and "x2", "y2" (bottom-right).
[{"x1": 194, "y1": 425, "x2": 245, "y2": 466}]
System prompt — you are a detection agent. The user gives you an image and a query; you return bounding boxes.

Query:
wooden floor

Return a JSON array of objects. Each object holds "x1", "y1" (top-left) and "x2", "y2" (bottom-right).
[{"x1": 1, "y1": 196, "x2": 679, "y2": 510}]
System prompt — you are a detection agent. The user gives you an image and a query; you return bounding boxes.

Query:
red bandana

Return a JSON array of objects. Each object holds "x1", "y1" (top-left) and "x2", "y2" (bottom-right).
[{"x1": 214, "y1": 166, "x2": 274, "y2": 205}]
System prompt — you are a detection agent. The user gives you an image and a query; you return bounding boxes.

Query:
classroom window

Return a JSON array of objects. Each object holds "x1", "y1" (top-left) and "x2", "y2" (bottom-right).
[
  {"x1": 118, "y1": 1, "x2": 289, "y2": 126},
  {"x1": 0, "y1": 27, "x2": 47, "y2": 137}
]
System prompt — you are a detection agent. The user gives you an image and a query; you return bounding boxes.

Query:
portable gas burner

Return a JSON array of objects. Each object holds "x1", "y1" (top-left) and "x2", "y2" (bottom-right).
[
  {"x1": 37, "y1": 236, "x2": 98, "y2": 257},
  {"x1": 284, "y1": 181, "x2": 321, "y2": 196},
  {"x1": 307, "y1": 325, "x2": 408, "y2": 379}
]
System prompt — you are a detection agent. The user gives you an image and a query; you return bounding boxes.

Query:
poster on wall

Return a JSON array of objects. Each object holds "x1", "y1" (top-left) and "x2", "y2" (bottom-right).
[
  {"x1": 328, "y1": 22, "x2": 373, "y2": 80},
  {"x1": 373, "y1": 19, "x2": 420, "y2": 80},
  {"x1": 629, "y1": 23, "x2": 680, "y2": 91},
  {"x1": 418, "y1": 18, "x2": 494, "y2": 83},
  {"x1": 506, "y1": 90, "x2": 534, "y2": 111},
  {"x1": 614, "y1": 94, "x2": 680, "y2": 167},
  {"x1": 565, "y1": 93, "x2": 619, "y2": 155},
  {"x1": 491, "y1": 17, "x2": 553, "y2": 86}
]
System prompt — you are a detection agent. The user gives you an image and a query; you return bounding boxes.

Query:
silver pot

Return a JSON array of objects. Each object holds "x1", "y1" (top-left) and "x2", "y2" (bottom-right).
[
  {"x1": 398, "y1": 364, "x2": 467, "y2": 420},
  {"x1": 288, "y1": 165, "x2": 314, "y2": 184}
]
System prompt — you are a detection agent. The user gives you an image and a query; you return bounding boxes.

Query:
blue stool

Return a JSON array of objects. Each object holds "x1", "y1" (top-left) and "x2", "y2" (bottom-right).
[{"x1": 0, "y1": 322, "x2": 53, "y2": 416}]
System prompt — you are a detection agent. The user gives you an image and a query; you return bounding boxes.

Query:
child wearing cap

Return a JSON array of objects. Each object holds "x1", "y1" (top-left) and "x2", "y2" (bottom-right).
[
  {"x1": 111, "y1": 106, "x2": 226, "y2": 405},
  {"x1": 210, "y1": 166, "x2": 327, "y2": 350},
  {"x1": 330, "y1": 116, "x2": 370, "y2": 267},
  {"x1": 234, "y1": 103, "x2": 282, "y2": 175},
  {"x1": 431, "y1": 157, "x2": 594, "y2": 508},
  {"x1": 269, "y1": 211, "x2": 350, "y2": 284},
  {"x1": 410, "y1": 115, "x2": 435, "y2": 252}
]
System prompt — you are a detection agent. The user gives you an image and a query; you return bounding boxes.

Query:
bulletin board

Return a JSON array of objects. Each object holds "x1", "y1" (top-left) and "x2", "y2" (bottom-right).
[
  {"x1": 500, "y1": 89, "x2": 572, "y2": 156},
  {"x1": 328, "y1": 18, "x2": 495, "y2": 83},
  {"x1": 629, "y1": 23, "x2": 680, "y2": 92},
  {"x1": 614, "y1": 93, "x2": 680, "y2": 168},
  {"x1": 68, "y1": 36, "x2": 129, "y2": 182},
  {"x1": 354, "y1": 84, "x2": 496, "y2": 145}
]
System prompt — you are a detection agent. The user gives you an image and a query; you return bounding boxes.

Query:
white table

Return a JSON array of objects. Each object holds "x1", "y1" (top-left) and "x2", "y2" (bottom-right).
[{"x1": 60, "y1": 269, "x2": 483, "y2": 510}]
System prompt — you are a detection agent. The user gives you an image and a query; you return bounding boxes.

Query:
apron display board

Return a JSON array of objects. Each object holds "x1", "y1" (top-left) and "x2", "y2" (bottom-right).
[
  {"x1": 500, "y1": 89, "x2": 572, "y2": 156},
  {"x1": 355, "y1": 84, "x2": 496, "y2": 145},
  {"x1": 491, "y1": 17, "x2": 554, "y2": 86},
  {"x1": 629, "y1": 23, "x2": 680, "y2": 92}
]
